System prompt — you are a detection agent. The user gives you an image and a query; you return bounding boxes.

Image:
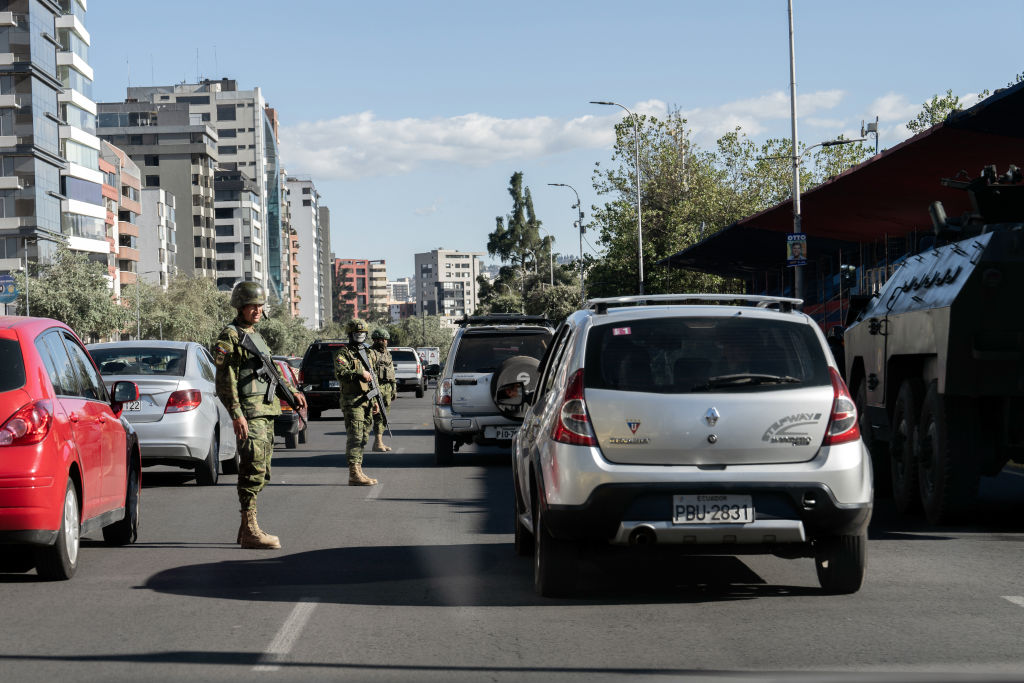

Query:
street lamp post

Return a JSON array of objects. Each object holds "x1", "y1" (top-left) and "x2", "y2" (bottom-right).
[
  {"x1": 590, "y1": 100, "x2": 643, "y2": 294},
  {"x1": 548, "y1": 183, "x2": 586, "y2": 306}
]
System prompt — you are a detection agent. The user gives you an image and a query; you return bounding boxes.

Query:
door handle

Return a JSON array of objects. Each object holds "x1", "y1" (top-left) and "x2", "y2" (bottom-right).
[
  {"x1": 69, "y1": 413, "x2": 79, "y2": 423},
  {"x1": 97, "y1": 415, "x2": 107, "y2": 424}
]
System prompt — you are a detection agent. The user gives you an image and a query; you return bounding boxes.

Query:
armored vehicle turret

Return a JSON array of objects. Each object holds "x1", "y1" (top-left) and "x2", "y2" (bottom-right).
[{"x1": 845, "y1": 165, "x2": 1024, "y2": 524}]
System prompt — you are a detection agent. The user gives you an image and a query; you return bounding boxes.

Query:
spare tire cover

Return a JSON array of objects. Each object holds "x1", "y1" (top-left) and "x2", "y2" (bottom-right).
[{"x1": 491, "y1": 355, "x2": 541, "y2": 419}]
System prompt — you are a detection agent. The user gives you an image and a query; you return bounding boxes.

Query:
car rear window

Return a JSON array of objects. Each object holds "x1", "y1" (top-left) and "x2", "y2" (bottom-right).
[
  {"x1": 584, "y1": 316, "x2": 829, "y2": 393},
  {"x1": 453, "y1": 332, "x2": 551, "y2": 373},
  {"x1": 0, "y1": 339, "x2": 26, "y2": 392},
  {"x1": 391, "y1": 350, "x2": 417, "y2": 362},
  {"x1": 305, "y1": 343, "x2": 345, "y2": 366},
  {"x1": 90, "y1": 347, "x2": 187, "y2": 376}
]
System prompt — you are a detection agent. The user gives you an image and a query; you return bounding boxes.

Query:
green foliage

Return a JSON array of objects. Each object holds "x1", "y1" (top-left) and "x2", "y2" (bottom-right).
[
  {"x1": 12, "y1": 246, "x2": 129, "y2": 342},
  {"x1": 387, "y1": 315, "x2": 454, "y2": 363},
  {"x1": 258, "y1": 301, "x2": 317, "y2": 356},
  {"x1": 905, "y1": 89, "x2": 966, "y2": 135},
  {"x1": 525, "y1": 284, "x2": 581, "y2": 325}
]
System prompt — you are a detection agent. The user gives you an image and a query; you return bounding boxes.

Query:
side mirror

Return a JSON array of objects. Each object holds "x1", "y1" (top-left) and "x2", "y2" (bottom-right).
[
  {"x1": 494, "y1": 381, "x2": 525, "y2": 407},
  {"x1": 112, "y1": 380, "x2": 140, "y2": 403}
]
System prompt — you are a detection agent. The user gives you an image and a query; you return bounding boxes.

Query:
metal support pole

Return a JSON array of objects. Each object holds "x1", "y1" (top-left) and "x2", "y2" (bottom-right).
[
  {"x1": 548, "y1": 183, "x2": 585, "y2": 305},
  {"x1": 23, "y1": 238, "x2": 29, "y2": 316},
  {"x1": 788, "y1": 0, "x2": 803, "y2": 301}
]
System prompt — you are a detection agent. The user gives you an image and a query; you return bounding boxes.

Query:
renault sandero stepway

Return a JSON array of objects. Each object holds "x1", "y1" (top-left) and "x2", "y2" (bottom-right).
[
  {"x1": 502, "y1": 295, "x2": 873, "y2": 597},
  {"x1": 0, "y1": 317, "x2": 141, "y2": 580}
]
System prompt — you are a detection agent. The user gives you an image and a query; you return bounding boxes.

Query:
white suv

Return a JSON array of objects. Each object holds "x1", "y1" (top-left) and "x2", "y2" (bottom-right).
[{"x1": 503, "y1": 295, "x2": 873, "y2": 597}]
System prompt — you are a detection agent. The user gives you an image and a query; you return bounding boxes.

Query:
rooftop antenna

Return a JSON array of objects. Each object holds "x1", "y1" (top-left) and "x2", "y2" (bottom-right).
[
  {"x1": 214, "y1": 45, "x2": 218, "y2": 77},
  {"x1": 126, "y1": 57, "x2": 131, "y2": 88},
  {"x1": 150, "y1": 53, "x2": 154, "y2": 85},
  {"x1": 195, "y1": 48, "x2": 200, "y2": 82}
]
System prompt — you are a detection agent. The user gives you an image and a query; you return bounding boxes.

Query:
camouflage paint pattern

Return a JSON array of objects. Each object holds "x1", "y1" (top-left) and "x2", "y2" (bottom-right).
[
  {"x1": 335, "y1": 341, "x2": 380, "y2": 465},
  {"x1": 237, "y1": 416, "x2": 274, "y2": 510}
]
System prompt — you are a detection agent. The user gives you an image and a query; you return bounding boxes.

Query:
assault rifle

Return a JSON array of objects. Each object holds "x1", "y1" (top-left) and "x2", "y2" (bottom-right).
[
  {"x1": 355, "y1": 344, "x2": 393, "y2": 438},
  {"x1": 239, "y1": 332, "x2": 306, "y2": 430}
]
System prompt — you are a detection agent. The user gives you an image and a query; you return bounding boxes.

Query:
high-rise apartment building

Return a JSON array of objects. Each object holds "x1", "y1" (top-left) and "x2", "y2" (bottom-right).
[
  {"x1": 280, "y1": 171, "x2": 300, "y2": 317},
  {"x1": 414, "y1": 249, "x2": 485, "y2": 318},
  {"x1": 213, "y1": 168, "x2": 261, "y2": 288},
  {"x1": 96, "y1": 101, "x2": 218, "y2": 280},
  {"x1": 318, "y1": 206, "x2": 331, "y2": 324},
  {"x1": 138, "y1": 188, "x2": 176, "y2": 288},
  {"x1": 98, "y1": 142, "x2": 140, "y2": 294},
  {"x1": 0, "y1": 0, "x2": 65, "y2": 274},
  {"x1": 285, "y1": 176, "x2": 326, "y2": 328},
  {"x1": 388, "y1": 277, "x2": 413, "y2": 302},
  {"x1": 333, "y1": 258, "x2": 388, "y2": 320}
]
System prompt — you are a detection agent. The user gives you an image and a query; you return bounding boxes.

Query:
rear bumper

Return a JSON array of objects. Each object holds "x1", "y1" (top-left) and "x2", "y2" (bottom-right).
[
  {"x1": 433, "y1": 405, "x2": 519, "y2": 443},
  {"x1": 305, "y1": 390, "x2": 338, "y2": 413},
  {"x1": 0, "y1": 475, "x2": 60, "y2": 540},
  {"x1": 129, "y1": 411, "x2": 212, "y2": 464},
  {"x1": 396, "y1": 376, "x2": 422, "y2": 390}
]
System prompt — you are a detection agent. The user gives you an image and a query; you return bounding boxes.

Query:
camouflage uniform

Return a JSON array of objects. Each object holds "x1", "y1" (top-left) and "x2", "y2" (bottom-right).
[
  {"x1": 335, "y1": 341, "x2": 380, "y2": 466},
  {"x1": 372, "y1": 345, "x2": 396, "y2": 436},
  {"x1": 213, "y1": 317, "x2": 284, "y2": 511}
]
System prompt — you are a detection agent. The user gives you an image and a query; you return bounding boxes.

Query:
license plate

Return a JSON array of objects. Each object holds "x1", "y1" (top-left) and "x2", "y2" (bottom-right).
[
  {"x1": 328, "y1": 380, "x2": 339, "y2": 388},
  {"x1": 672, "y1": 494, "x2": 754, "y2": 524},
  {"x1": 125, "y1": 400, "x2": 142, "y2": 411},
  {"x1": 485, "y1": 426, "x2": 518, "y2": 440}
]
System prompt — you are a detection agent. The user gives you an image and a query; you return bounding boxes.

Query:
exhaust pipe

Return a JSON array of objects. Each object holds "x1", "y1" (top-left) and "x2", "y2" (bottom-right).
[{"x1": 628, "y1": 525, "x2": 657, "y2": 546}]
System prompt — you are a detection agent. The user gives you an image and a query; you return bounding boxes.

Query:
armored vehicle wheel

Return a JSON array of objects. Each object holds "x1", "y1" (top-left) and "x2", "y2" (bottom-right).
[
  {"x1": 916, "y1": 381, "x2": 980, "y2": 525},
  {"x1": 891, "y1": 380, "x2": 924, "y2": 514},
  {"x1": 855, "y1": 382, "x2": 890, "y2": 498},
  {"x1": 814, "y1": 533, "x2": 866, "y2": 594}
]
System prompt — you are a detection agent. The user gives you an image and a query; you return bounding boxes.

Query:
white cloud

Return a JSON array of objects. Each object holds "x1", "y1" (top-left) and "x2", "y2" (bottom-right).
[
  {"x1": 277, "y1": 91, "x2": 847, "y2": 181},
  {"x1": 414, "y1": 200, "x2": 442, "y2": 216}
]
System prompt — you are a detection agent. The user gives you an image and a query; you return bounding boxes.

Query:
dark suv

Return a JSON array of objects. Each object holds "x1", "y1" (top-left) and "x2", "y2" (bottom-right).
[{"x1": 298, "y1": 339, "x2": 347, "y2": 420}]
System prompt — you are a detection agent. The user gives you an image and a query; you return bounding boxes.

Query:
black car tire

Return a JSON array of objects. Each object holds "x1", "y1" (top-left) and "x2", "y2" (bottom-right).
[
  {"x1": 416, "y1": 382, "x2": 424, "y2": 398},
  {"x1": 814, "y1": 533, "x2": 866, "y2": 594},
  {"x1": 434, "y1": 431, "x2": 454, "y2": 466},
  {"x1": 917, "y1": 382, "x2": 980, "y2": 525},
  {"x1": 222, "y1": 451, "x2": 239, "y2": 475},
  {"x1": 196, "y1": 431, "x2": 219, "y2": 486},
  {"x1": 513, "y1": 489, "x2": 533, "y2": 558},
  {"x1": 298, "y1": 427, "x2": 307, "y2": 444},
  {"x1": 284, "y1": 432, "x2": 297, "y2": 449},
  {"x1": 534, "y1": 501, "x2": 577, "y2": 598},
  {"x1": 35, "y1": 480, "x2": 79, "y2": 581},
  {"x1": 891, "y1": 379, "x2": 924, "y2": 514},
  {"x1": 103, "y1": 459, "x2": 140, "y2": 546}
]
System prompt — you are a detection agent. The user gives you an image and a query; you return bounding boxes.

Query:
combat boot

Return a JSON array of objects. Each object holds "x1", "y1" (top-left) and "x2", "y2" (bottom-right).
[
  {"x1": 348, "y1": 462, "x2": 379, "y2": 486},
  {"x1": 239, "y1": 509, "x2": 281, "y2": 549},
  {"x1": 373, "y1": 435, "x2": 392, "y2": 452}
]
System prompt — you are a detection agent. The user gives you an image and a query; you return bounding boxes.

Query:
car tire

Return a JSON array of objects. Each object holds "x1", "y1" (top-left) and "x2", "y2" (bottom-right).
[
  {"x1": 196, "y1": 430, "x2": 219, "y2": 486},
  {"x1": 416, "y1": 382, "x2": 424, "y2": 398},
  {"x1": 35, "y1": 480, "x2": 80, "y2": 581},
  {"x1": 533, "y1": 500, "x2": 577, "y2": 598},
  {"x1": 814, "y1": 533, "x2": 866, "y2": 594},
  {"x1": 103, "y1": 459, "x2": 140, "y2": 546},
  {"x1": 855, "y1": 381, "x2": 890, "y2": 499},
  {"x1": 434, "y1": 431, "x2": 454, "y2": 466},
  {"x1": 284, "y1": 432, "x2": 298, "y2": 449},
  {"x1": 916, "y1": 382, "x2": 979, "y2": 525},
  {"x1": 221, "y1": 451, "x2": 239, "y2": 475},
  {"x1": 890, "y1": 379, "x2": 924, "y2": 514},
  {"x1": 299, "y1": 427, "x2": 307, "y2": 444},
  {"x1": 513, "y1": 489, "x2": 533, "y2": 558}
]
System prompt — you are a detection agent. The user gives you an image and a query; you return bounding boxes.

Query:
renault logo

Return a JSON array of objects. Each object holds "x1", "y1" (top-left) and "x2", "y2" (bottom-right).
[{"x1": 705, "y1": 407, "x2": 720, "y2": 427}]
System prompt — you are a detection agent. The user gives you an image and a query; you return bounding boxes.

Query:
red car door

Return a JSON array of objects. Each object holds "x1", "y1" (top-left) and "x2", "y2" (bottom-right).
[{"x1": 60, "y1": 332, "x2": 125, "y2": 511}]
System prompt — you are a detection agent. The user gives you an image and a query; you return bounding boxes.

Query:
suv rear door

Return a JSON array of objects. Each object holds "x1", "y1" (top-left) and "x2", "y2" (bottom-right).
[
  {"x1": 582, "y1": 314, "x2": 835, "y2": 466},
  {"x1": 451, "y1": 329, "x2": 551, "y2": 416}
]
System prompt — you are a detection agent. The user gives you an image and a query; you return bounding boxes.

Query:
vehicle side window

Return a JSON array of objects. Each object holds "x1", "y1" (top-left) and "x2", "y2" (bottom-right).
[
  {"x1": 197, "y1": 348, "x2": 216, "y2": 382},
  {"x1": 537, "y1": 324, "x2": 572, "y2": 398},
  {"x1": 35, "y1": 330, "x2": 80, "y2": 397},
  {"x1": 61, "y1": 332, "x2": 108, "y2": 401}
]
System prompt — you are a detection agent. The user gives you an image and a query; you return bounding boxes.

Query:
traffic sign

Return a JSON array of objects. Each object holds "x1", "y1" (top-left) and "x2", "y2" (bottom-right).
[{"x1": 0, "y1": 274, "x2": 17, "y2": 304}]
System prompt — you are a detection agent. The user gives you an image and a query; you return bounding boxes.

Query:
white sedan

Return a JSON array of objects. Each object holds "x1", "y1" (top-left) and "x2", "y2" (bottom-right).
[{"x1": 87, "y1": 340, "x2": 238, "y2": 486}]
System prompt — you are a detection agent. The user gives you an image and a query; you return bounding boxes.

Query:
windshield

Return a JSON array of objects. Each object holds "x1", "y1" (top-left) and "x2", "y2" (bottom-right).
[
  {"x1": 453, "y1": 332, "x2": 551, "y2": 373},
  {"x1": 584, "y1": 316, "x2": 829, "y2": 393},
  {"x1": 90, "y1": 347, "x2": 187, "y2": 376}
]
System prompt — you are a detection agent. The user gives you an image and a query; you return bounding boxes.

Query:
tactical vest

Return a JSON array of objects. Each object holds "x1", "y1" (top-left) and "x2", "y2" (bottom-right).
[
  {"x1": 375, "y1": 348, "x2": 395, "y2": 383},
  {"x1": 231, "y1": 324, "x2": 273, "y2": 400}
]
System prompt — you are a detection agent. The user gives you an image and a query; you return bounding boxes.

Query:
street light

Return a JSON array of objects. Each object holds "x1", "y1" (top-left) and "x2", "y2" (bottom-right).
[
  {"x1": 590, "y1": 100, "x2": 643, "y2": 294},
  {"x1": 548, "y1": 183, "x2": 586, "y2": 306}
]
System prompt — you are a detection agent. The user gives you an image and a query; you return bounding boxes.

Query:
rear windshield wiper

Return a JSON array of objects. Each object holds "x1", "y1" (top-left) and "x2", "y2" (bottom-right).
[{"x1": 693, "y1": 373, "x2": 803, "y2": 390}]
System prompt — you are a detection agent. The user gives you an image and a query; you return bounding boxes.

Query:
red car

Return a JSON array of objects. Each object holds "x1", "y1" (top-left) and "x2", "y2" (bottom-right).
[{"x1": 0, "y1": 317, "x2": 141, "y2": 580}]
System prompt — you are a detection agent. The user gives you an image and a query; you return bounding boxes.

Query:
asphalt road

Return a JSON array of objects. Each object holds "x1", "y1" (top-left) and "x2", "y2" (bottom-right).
[{"x1": 3, "y1": 393, "x2": 1024, "y2": 682}]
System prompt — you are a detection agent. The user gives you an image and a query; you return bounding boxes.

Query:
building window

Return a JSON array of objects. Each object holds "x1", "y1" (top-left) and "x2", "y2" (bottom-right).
[
  {"x1": 145, "y1": 175, "x2": 160, "y2": 187},
  {"x1": 216, "y1": 105, "x2": 236, "y2": 121},
  {"x1": 218, "y1": 128, "x2": 237, "y2": 138},
  {"x1": 216, "y1": 260, "x2": 235, "y2": 271},
  {"x1": 144, "y1": 155, "x2": 159, "y2": 166},
  {"x1": 218, "y1": 146, "x2": 237, "y2": 155},
  {"x1": 216, "y1": 225, "x2": 234, "y2": 237}
]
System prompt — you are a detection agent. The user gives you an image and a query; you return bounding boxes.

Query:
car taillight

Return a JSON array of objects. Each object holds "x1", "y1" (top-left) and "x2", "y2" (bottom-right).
[
  {"x1": 437, "y1": 378, "x2": 452, "y2": 406},
  {"x1": 0, "y1": 400, "x2": 53, "y2": 446},
  {"x1": 279, "y1": 399, "x2": 293, "y2": 412},
  {"x1": 824, "y1": 367, "x2": 860, "y2": 446},
  {"x1": 165, "y1": 389, "x2": 202, "y2": 413},
  {"x1": 551, "y1": 369, "x2": 596, "y2": 446}
]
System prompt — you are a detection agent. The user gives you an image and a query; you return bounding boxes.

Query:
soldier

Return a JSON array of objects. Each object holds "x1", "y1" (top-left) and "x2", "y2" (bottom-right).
[
  {"x1": 335, "y1": 319, "x2": 381, "y2": 486},
  {"x1": 213, "y1": 281, "x2": 306, "y2": 549},
  {"x1": 370, "y1": 329, "x2": 396, "y2": 452}
]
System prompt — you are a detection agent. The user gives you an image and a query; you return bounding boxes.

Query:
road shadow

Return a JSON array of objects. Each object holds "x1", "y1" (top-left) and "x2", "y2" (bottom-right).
[{"x1": 142, "y1": 541, "x2": 817, "y2": 607}]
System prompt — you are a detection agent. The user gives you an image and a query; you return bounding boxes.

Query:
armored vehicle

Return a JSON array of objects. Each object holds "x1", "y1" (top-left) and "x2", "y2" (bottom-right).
[{"x1": 845, "y1": 165, "x2": 1024, "y2": 524}]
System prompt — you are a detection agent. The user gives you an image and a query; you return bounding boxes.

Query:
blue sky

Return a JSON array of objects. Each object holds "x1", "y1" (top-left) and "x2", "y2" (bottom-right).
[{"x1": 87, "y1": 1, "x2": 1023, "y2": 280}]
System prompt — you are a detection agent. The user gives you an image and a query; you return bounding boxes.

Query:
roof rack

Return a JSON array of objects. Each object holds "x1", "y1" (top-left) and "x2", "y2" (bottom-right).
[
  {"x1": 586, "y1": 294, "x2": 804, "y2": 315},
  {"x1": 457, "y1": 313, "x2": 551, "y2": 327}
]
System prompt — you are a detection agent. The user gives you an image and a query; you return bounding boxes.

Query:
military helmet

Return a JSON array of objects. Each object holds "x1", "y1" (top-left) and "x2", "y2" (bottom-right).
[
  {"x1": 345, "y1": 319, "x2": 369, "y2": 335},
  {"x1": 371, "y1": 329, "x2": 390, "y2": 341},
  {"x1": 230, "y1": 281, "x2": 266, "y2": 309}
]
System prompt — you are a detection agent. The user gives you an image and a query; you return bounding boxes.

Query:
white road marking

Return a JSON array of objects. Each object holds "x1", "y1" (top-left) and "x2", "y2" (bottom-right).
[
  {"x1": 1003, "y1": 596, "x2": 1024, "y2": 608},
  {"x1": 253, "y1": 598, "x2": 319, "y2": 671}
]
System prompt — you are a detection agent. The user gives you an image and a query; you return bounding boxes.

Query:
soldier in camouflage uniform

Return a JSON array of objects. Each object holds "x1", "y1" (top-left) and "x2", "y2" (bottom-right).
[
  {"x1": 370, "y1": 328, "x2": 396, "y2": 452},
  {"x1": 214, "y1": 281, "x2": 305, "y2": 549},
  {"x1": 335, "y1": 319, "x2": 380, "y2": 486}
]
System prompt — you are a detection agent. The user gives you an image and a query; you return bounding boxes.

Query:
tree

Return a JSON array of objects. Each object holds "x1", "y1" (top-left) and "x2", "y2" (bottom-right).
[
  {"x1": 12, "y1": 245, "x2": 129, "y2": 341},
  {"x1": 150, "y1": 276, "x2": 233, "y2": 348},
  {"x1": 388, "y1": 315, "x2": 455, "y2": 363},
  {"x1": 258, "y1": 300, "x2": 316, "y2": 356},
  {"x1": 525, "y1": 284, "x2": 580, "y2": 325},
  {"x1": 486, "y1": 172, "x2": 545, "y2": 301},
  {"x1": 905, "y1": 89, "x2": 966, "y2": 136}
]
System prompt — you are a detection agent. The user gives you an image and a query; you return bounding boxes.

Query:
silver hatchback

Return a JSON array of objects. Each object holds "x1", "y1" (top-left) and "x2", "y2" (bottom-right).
[
  {"x1": 87, "y1": 341, "x2": 238, "y2": 486},
  {"x1": 504, "y1": 295, "x2": 873, "y2": 597}
]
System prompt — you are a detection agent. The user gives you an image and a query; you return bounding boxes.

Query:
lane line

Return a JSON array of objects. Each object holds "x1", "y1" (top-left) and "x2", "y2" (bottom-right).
[
  {"x1": 253, "y1": 598, "x2": 319, "y2": 671},
  {"x1": 1002, "y1": 596, "x2": 1024, "y2": 608}
]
